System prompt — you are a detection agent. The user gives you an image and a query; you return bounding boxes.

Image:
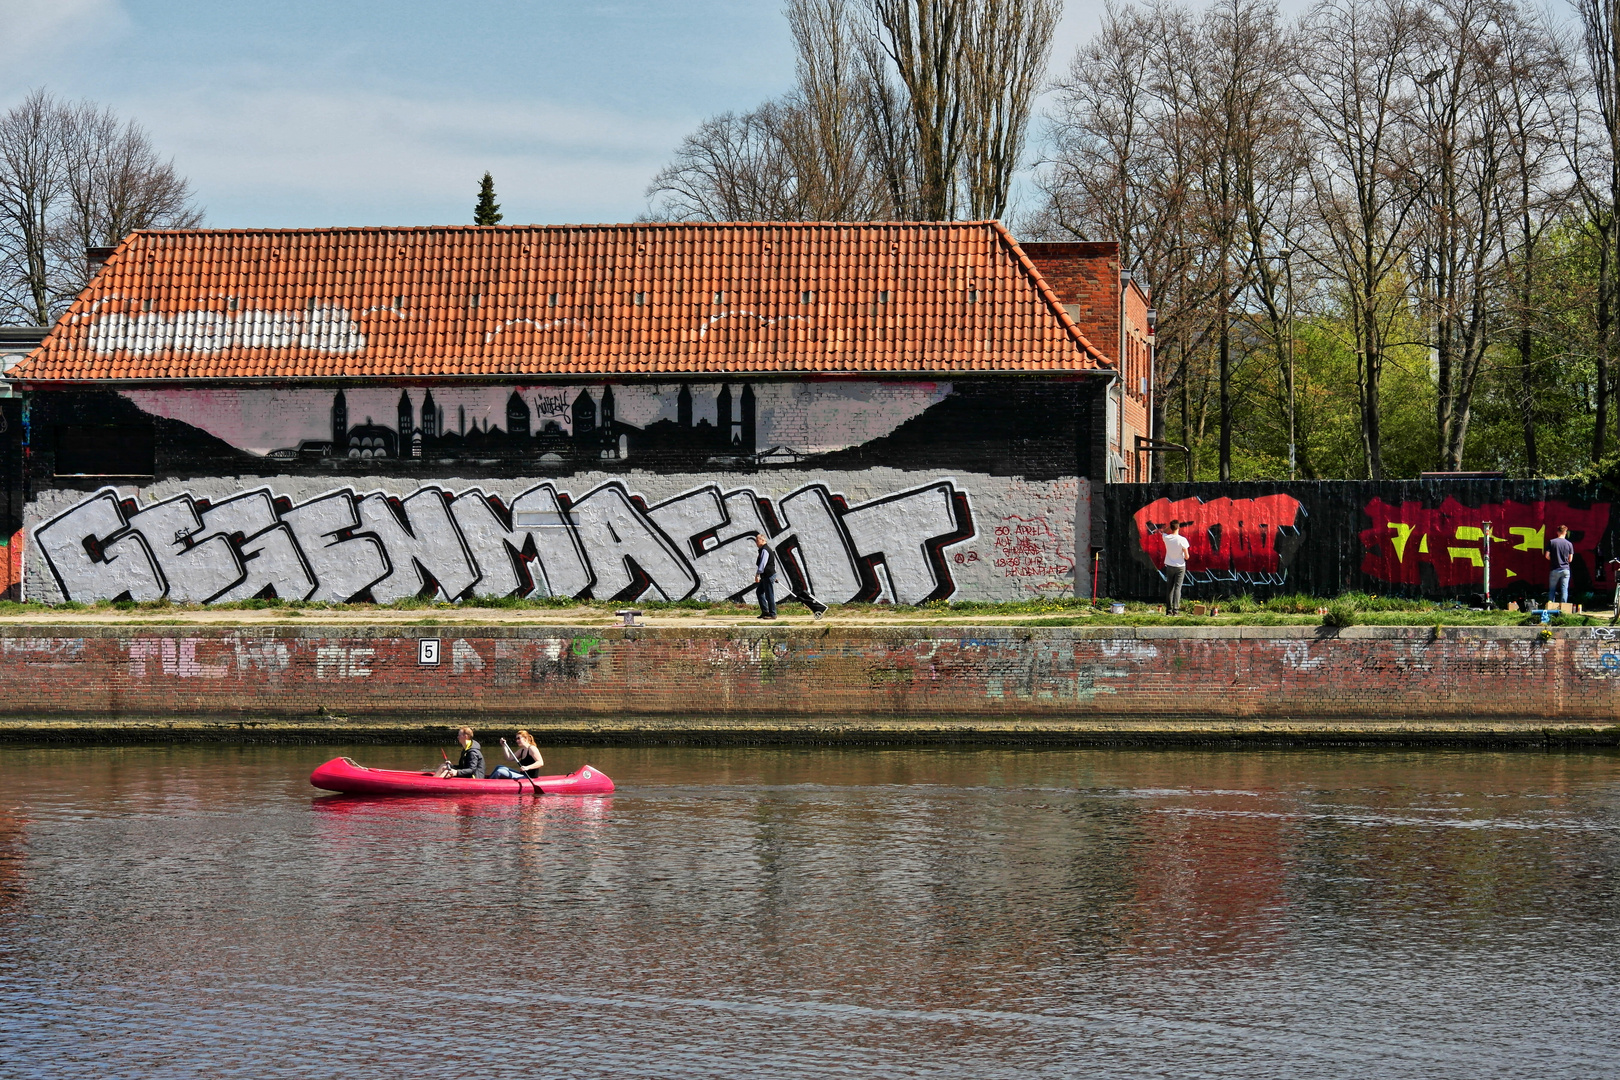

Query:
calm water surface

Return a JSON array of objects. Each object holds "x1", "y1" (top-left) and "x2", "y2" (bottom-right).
[{"x1": 1, "y1": 744, "x2": 1617, "y2": 1078}]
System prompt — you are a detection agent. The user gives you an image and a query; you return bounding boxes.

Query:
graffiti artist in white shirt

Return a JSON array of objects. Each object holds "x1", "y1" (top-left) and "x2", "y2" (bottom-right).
[{"x1": 1161, "y1": 520, "x2": 1192, "y2": 616}]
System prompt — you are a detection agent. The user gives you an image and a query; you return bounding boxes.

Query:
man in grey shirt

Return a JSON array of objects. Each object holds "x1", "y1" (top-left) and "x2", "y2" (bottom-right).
[{"x1": 1546, "y1": 525, "x2": 1575, "y2": 606}]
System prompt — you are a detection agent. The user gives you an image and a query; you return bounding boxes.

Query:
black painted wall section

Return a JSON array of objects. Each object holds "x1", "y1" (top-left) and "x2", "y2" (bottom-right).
[
  {"x1": 24, "y1": 378, "x2": 1113, "y2": 486},
  {"x1": 1103, "y1": 479, "x2": 1617, "y2": 604}
]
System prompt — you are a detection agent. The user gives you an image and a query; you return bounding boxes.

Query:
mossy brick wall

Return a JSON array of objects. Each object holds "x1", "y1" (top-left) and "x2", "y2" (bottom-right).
[{"x1": 0, "y1": 625, "x2": 1617, "y2": 724}]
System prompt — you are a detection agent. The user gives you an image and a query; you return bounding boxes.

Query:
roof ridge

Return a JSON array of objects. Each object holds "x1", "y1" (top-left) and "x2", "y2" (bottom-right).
[{"x1": 989, "y1": 222, "x2": 1111, "y2": 367}]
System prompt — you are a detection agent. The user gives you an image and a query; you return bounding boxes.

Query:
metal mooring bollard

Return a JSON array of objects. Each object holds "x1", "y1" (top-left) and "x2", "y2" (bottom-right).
[{"x1": 616, "y1": 609, "x2": 643, "y2": 627}]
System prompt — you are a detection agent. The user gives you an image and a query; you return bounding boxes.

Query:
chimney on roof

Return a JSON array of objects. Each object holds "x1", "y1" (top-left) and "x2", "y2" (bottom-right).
[{"x1": 86, "y1": 247, "x2": 116, "y2": 279}]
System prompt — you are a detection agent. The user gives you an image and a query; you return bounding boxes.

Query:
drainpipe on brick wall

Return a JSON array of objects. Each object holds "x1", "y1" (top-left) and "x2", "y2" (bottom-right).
[
  {"x1": 1146, "y1": 307, "x2": 1157, "y2": 481},
  {"x1": 1118, "y1": 270, "x2": 1131, "y2": 481},
  {"x1": 18, "y1": 392, "x2": 28, "y2": 602}
]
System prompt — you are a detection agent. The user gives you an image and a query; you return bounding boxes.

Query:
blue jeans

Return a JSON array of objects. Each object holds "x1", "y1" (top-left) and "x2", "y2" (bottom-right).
[
  {"x1": 757, "y1": 576, "x2": 777, "y2": 617},
  {"x1": 1548, "y1": 566, "x2": 1571, "y2": 604},
  {"x1": 490, "y1": 766, "x2": 533, "y2": 780}
]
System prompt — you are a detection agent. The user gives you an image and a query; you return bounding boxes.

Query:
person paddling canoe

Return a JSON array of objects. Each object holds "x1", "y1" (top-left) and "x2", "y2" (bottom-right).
[
  {"x1": 490, "y1": 730, "x2": 544, "y2": 781},
  {"x1": 436, "y1": 727, "x2": 485, "y2": 779}
]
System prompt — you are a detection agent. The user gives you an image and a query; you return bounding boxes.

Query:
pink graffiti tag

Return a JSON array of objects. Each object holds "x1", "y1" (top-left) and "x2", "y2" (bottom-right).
[
  {"x1": 1361, "y1": 497, "x2": 1610, "y2": 589},
  {"x1": 1132, "y1": 495, "x2": 1307, "y2": 584}
]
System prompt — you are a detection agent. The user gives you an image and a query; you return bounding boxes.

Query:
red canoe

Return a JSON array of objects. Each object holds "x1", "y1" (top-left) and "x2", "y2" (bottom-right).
[{"x1": 310, "y1": 757, "x2": 615, "y2": 797}]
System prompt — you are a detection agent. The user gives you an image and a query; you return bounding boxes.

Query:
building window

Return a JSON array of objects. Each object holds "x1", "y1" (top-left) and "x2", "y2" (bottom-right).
[{"x1": 55, "y1": 425, "x2": 155, "y2": 477}]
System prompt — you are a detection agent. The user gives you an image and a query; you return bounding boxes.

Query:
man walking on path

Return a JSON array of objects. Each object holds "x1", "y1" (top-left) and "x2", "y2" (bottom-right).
[
  {"x1": 1547, "y1": 524, "x2": 1575, "y2": 606},
  {"x1": 1162, "y1": 521, "x2": 1191, "y2": 616},
  {"x1": 754, "y1": 533, "x2": 778, "y2": 620}
]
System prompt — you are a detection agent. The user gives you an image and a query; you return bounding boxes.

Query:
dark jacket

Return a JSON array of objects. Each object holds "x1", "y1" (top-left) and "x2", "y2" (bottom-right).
[
  {"x1": 450, "y1": 740, "x2": 485, "y2": 778},
  {"x1": 756, "y1": 545, "x2": 777, "y2": 580}
]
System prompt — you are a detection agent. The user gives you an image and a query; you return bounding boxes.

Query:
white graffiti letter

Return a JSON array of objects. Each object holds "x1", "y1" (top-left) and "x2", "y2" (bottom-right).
[
  {"x1": 34, "y1": 489, "x2": 166, "y2": 602},
  {"x1": 776, "y1": 485, "x2": 864, "y2": 604},
  {"x1": 569, "y1": 481, "x2": 698, "y2": 601},
  {"x1": 841, "y1": 482, "x2": 968, "y2": 604},
  {"x1": 357, "y1": 488, "x2": 479, "y2": 603},
  {"x1": 448, "y1": 485, "x2": 591, "y2": 598},
  {"x1": 648, "y1": 486, "x2": 768, "y2": 601},
  {"x1": 279, "y1": 490, "x2": 390, "y2": 603},
  {"x1": 196, "y1": 489, "x2": 317, "y2": 602},
  {"x1": 125, "y1": 495, "x2": 246, "y2": 604}
]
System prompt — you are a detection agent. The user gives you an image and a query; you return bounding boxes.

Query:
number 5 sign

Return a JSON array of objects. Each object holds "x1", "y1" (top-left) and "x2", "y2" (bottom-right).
[{"x1": 418, "y1": 638, "x2": 441, "y2": 666}]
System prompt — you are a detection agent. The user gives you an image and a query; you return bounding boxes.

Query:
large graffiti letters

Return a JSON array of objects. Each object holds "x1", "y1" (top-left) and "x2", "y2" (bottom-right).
[
  {"x1": 1131, "y1": 495, "x2": 1307, "y2": 585},
  {"x1": 34, "y1": 479, "x2": 978, "y2": 605},
  {"x1": 34, "y1": 491, "x2": 166, "y2": 602},
  {"x1": 1361, "y1": 497, "x2": 1611, "y2": 589}
]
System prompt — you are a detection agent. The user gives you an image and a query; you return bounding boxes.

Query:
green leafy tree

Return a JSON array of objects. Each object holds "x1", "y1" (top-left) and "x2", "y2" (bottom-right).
[{"x1": 474, "y1": 172, "x2": 502, "y2": 225}]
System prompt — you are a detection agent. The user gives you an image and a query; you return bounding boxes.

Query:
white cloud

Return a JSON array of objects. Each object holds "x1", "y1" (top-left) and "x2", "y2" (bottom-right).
[{"x1": 0, "y1": 0, "x2": 129, "y2": 77}]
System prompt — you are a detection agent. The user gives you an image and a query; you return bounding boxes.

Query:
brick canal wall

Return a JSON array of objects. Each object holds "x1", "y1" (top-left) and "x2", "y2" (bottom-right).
[{"x1": 0, "y1": 624, "x2": 1617, "y2": 739}]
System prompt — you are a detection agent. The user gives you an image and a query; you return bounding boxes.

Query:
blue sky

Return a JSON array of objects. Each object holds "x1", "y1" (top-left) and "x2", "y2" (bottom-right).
[{"x1": 0, "y1": 0, "x2": 1108, "y2": 229}]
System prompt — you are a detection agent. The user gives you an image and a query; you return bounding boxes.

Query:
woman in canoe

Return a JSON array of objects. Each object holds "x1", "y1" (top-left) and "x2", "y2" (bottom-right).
[{"x1": 489, "y1": 730, "x2": 544, "y2": 781}]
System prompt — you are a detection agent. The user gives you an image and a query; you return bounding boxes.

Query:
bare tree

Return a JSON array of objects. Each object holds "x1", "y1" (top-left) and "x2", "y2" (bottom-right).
[
  {"x1": 1297, "y1": 0, "x2": 1429, "y2": 478},
  {"x1": 961, "y1": 0, "x2": 1062, "y2": 217},
  {"x1": 54, "y1": 102, "x2": 202, "y2": 297},
  {"x1": 646, "y1": 105, "x2": 810, "y2": 221},
  {"x1": 651, "y1": 0, "x2": 1059, "y2": 223},
  {"x1": 784, "y1": 0, "x2": 888, "y2": 218},
  {"x1": 1491, "y1": 8, "x2": 1574, "y2": 474},
  {"x1": 0, "y1": 90, "x2": 202, "y2": 323},
  {"x1": 1036, "y1": 2, "x2": 1206, "y2": 475},
  {"x1": 1573, "y1": 0, "x2": 1620, "y2": 461},
  {"x1": 0, "y1": 89, "x2": 68, "y2": 324}
]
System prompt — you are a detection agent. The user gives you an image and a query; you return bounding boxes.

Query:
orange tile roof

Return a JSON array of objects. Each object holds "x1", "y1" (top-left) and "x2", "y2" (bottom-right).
[{"x1": 13, "y1": 222, "x2": 1109, "y2": 383}]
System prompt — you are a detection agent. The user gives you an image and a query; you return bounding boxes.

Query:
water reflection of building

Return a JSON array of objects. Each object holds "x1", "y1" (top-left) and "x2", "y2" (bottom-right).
[{"x1": 300, "y1": 384, "x2": 759, "y2": 467}]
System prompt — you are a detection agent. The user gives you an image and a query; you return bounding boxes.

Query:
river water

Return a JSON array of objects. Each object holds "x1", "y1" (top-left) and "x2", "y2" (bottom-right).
[{"x1": 1, "y1": 744, "x2": 1617, "y2": 1078}]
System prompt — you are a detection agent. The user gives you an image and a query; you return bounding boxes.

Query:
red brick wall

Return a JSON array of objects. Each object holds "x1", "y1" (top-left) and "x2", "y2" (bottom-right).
[
  {"x1": 1022, "y1": 242, "x2": 1121, "y2": 362},
  {"x1": 1, "y1": 625, "x2": 1615, "y2": 727}
]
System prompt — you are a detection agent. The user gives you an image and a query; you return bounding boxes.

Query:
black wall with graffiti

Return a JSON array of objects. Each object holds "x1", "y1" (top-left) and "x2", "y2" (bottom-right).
[{"x1": 1102, "y1": 480, "x2": 1618, "y2": 603}]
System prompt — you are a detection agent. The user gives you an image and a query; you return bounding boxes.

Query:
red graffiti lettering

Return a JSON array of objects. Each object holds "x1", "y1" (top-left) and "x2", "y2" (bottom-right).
[
  {"x1": 1132, "y1": 495, "x2": 1307, "y2": 584},
  {"x1": 991, "y1": 515, "x2": 1073, "y2": 591},
  {"x1": 1361, "y1": 497, "x2": 1610, "y2": 589}
]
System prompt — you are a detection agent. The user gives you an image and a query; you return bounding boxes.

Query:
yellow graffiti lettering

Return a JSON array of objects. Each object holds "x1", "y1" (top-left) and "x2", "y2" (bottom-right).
[
  {"x1": 1510, "y1": 525, "x2": 1545, "y2": 552},
  {"x1": 1419, "y1": 534, "x2": 1429, "y2": 554},
  {"x1": 1447, "y1": 546, "x2": 1483, "y2": 566},
  {"x1": 1389, "y1": 522, "x2": 1415, "y2": 562},
  {"x1": 1455, "y1": 525, "x2": 1484, "y2": 542}
]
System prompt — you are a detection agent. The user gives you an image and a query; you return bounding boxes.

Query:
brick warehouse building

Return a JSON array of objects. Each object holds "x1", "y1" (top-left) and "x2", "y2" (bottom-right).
[{"x1": 3, "y1": 222, "x2": 1151, "y2": 605}]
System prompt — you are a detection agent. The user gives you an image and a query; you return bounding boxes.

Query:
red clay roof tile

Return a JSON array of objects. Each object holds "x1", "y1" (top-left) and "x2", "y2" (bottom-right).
[{"x1": 17, "y1": 222, "x2": 1107, "y2": 382}]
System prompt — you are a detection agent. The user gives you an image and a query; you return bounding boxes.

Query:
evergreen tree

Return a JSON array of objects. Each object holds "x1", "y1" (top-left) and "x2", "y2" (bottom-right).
[{"x1": 474, "y1": 172, "x2": 502, "y2": 225}]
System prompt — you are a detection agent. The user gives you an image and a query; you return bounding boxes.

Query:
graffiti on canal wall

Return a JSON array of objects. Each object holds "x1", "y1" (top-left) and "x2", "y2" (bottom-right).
[
  {"x1": 33, "y1": 479, "x2": 976, "y2": 606},
  {"x1": 1106, "y1": 480, "x2": 1616, "y2": 600},
  {"x1": 1360, "y1": 497, "x2": 1611, "y2": 590},
  {"x1": 1130, "y1": 494, "x2": 1308, "y2": 586}
]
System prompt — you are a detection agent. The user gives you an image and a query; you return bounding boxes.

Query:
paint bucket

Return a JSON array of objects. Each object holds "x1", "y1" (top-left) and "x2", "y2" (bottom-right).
[{"x1": 1109, "y1": 602, "x2": 1126, "y2": 615}]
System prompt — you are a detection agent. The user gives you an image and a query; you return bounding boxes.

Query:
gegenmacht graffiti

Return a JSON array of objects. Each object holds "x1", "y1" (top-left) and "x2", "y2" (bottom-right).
[
  {"x1": 1130, "y1": 494, "x2": 1308, "y2": 585},
  {"x1": 34, "y1": 480, "x2": 976, "y2": 606}
]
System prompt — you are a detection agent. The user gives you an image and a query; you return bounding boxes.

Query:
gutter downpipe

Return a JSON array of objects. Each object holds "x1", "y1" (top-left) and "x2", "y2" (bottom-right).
[{"x1": 1118, "y1": 269, "x2": 1131, "y2": 482}]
